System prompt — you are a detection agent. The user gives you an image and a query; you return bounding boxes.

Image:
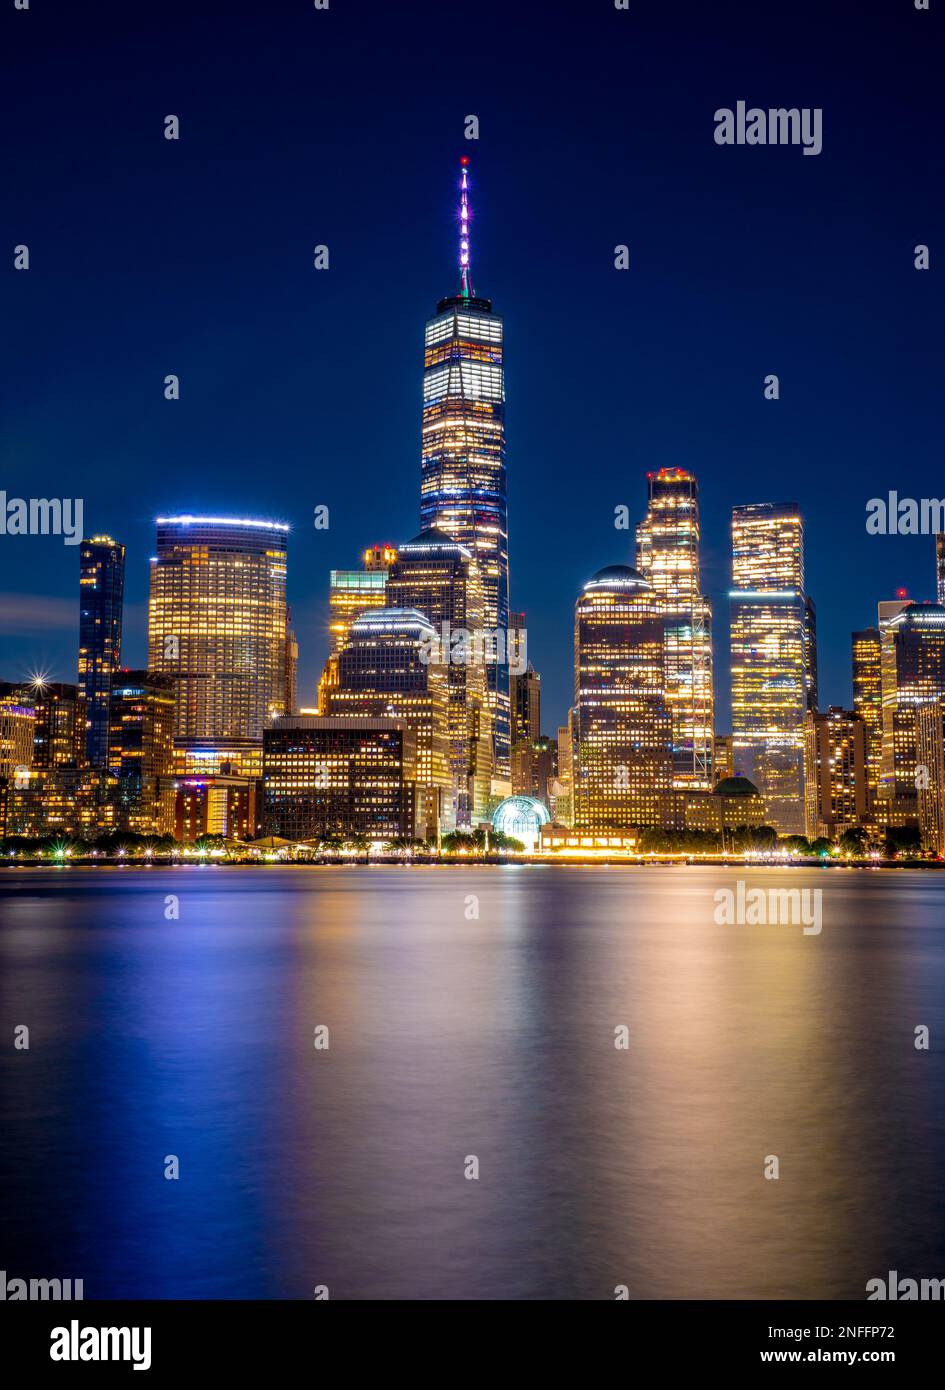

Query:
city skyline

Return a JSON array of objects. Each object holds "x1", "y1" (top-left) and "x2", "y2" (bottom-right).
[{"x1": 4, "y1": 3, "x2": 943, "y2": 738}]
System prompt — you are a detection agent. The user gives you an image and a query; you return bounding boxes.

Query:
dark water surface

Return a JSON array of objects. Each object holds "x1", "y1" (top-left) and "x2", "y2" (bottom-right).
[{"x1": 1, "y1": 865, "x2": 944, "y2": 1299}]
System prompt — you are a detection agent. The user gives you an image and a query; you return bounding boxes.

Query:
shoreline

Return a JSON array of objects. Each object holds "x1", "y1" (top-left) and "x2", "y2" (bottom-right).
[{"x1": 0, "y1": 857, "x2": 941, "y2": 871}]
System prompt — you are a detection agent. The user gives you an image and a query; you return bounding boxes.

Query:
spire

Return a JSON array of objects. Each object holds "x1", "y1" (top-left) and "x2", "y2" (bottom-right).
[{"x1": 458, "y1": 156, "x2": 473, "y2": 298}]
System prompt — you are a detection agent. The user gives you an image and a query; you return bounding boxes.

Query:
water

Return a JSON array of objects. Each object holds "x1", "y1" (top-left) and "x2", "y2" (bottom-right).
[{"x1": 1, "y1": 865, "x2": 943, "y2": 1300}]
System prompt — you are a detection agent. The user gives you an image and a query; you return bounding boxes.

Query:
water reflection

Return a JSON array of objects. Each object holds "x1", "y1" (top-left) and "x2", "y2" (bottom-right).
[{"x1": 1, "y1": 867, "x2": 943, "y2": 1298}]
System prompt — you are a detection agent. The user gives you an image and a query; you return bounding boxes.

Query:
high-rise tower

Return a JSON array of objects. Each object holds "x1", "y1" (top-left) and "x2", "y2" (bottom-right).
[
  {"x1": 420, "y1": 158, "x2": 510, "y2": 789},
  {"x1": 147, "y1": 516, "x2": 288, "y2": 747},
  {"x1": 385, "y1": 529, "x2": 492, "y2": 825},
  {"x1": 729, "y1": 502, "x2": 816, "y2": 834},
  {"x1": 78, "y1": 534, "x2": 125, "y2": 768},
  {"x1": 573, "y1": 565, "x2": 673, "y2": 831},
  {"x1": 636, "y1": 468, "x2": 715, "y2": 789},
  {"x1": 880, "y1": 602, "x2": 945, "y2": 826},
  {"x1": 852, "y1": 627, "x2": 883, "y2": 815}
]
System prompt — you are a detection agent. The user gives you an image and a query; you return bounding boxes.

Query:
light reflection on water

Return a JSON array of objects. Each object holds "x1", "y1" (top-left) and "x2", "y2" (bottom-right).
[{"x1": 1, "y1": 865, "x2": 943, "y2": 1299}]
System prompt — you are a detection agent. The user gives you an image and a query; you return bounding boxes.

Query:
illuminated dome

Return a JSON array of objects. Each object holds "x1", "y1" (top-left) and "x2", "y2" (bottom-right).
[
  {"x1": 491, "y1": 795, "x2": 550, "y2": 850},
  {"x1": 582, "y1": 564, "x2": 651, "y2": 593}
]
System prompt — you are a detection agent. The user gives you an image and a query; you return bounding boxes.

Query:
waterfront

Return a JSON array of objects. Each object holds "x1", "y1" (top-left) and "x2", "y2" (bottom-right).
[{"x1": 1, "y1": 866, "x2": 943, "y2": 1299}]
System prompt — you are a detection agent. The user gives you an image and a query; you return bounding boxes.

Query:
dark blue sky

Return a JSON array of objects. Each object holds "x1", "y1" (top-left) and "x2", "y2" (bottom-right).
[{"x1": 3, "y1": 0, "x2": 943, "y2": 731}]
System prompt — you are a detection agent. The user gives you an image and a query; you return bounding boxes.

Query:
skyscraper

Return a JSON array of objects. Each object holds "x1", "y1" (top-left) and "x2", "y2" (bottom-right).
[
  {"x1": 419, "y1": 158, "x2": 510, "y2": 788},
  {"x1": 107, "y1": 670, "x2": 176, "y2": 834},
  {"x1": 803, "y1": 707, "x2": 869, "y2": 840},
  {"x1": 730, "y1": 502, "x2": 815, "y2": 834},
  {"x1": 573, "y1": 566, "x2": 672, "y2": 831},
  {"x1": 147, "y1": 516, "x2": 289, "y2": 748},
  {"x1": 12, "y1": 680, "x2": 86, "y2": 770},
  {"x1": 917, "y1": 698, "x2": 945, "y2": 853},
  {"x1": 852, "y1": 627, "x2": 883, "y2": 816},
  {"x1": 512, "y1": 662, "x2": 541, "y2": 749},
  {"x1": 328, "y1": 552, "x2": 394, "y2": 655},
  {"x1": 284, "y1": 608, "x2": 299, "y2": 718},
  {"x1": 326, "y1": 608, "x2": 452, "y2": 837},
  {"x1": 385, "y1": 529, "x2": 492, "y2": 824},
  {"x1": 636, "y1": 468, "x2": 714, "y2": 788},
  {"x1": 937, "y1": 534, "x2": 945, "y2": 606},
  {"x1": 880, "y1": 602, "x2": 945, "y2": 825},
  {"x1": 78, "y1": 534, "x2": 125, "y2": 768}
]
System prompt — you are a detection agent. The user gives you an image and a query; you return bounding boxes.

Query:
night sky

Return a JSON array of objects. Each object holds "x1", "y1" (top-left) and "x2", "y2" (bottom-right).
[{"x1": 3, "y1": 0, "x2": 943, "y2": 733}]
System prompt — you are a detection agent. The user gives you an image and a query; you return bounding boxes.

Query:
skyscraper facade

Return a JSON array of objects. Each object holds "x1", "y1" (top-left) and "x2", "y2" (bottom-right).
[
  {"x1": 729, "y1": 502, "x2": 815, "y2": 834},
  {"x1": 419, "y1": 159, "x2": 510, "y2": 787},
  {"x1": 263, "y1": 715, "x2": 418, "y2": 843},
  {"x1": 512, "y1": 662, "x2": 541, "y2": 749},
  {"x1": 326, "y1": 608, "x2": 452, "y2": 837},
  {"x1": 328, "y1": 563, "x2": 391, "y2": 655},
  {"x1": 147, "y1": 516, "x2": 289, "y2": 745},
  {"x1": 636, "y1": 468, "x2": 714, "y2": 789},
  {"x1": 803, "y1": 707, "x2": 869, "y2": 840},
  {"x1": 917, "y1": 698, "x2": 945, "y2": 853},
  {"x1": 107, "y1": 669, "x2": 176, "y2": 834},
  {"x1": 573, "y1": 566, "x2": 672, "y2": 831},
  {"x1": 937, "y1": 534, "x2": 945, "y2": 606},
  {"x1": 880, "y1": 602, "x2": 945, "y2": 826},
  {"x1": 78, "y1": 534, "x2": 125, "y2": 768},
  {"x1": 852, "y1": 627, "x2": 883, "y2": 816},
  {"x1": 284, "y1": 608, "x2": 299, "y2": 718},
  {"x1": 16, "y1": 681, "x2": 86, "y2": 770},
  {"x1": 385, "y1": 529, "x2": 491, "y2": 824}
]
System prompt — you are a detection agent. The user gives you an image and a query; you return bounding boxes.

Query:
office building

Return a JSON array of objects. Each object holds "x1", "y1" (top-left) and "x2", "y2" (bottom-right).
[
  {"x1": 385, "y1": 529, "x2": 492, "y2": 824},
  {"x1": 852, "y1": 627, "x2": 883, "y2": 817},
  {"x1": 917, "y1": 698, "x2": 945, "y2": 854},
  {"x1": 803, "y1": 707, "x2": 869, "y2": 840},
  {"x1": 147, "y1": 515, "x2": 289, "y2": 743},
  {"x1": 880, "y1": 602, "x2": 945, "y2": 825},
  {"x1": 78, "y1": 534, "x2": 125, "y2": 767},
  {"x1": 263, "y1": 715, "x2": 418, "y2": 842},
  {"x1": 730, "y1": 502, "x2": 815, "y2": 834},
  {"x1": 419, "y1": 158, "x2": 510, "y2": 784},
  {"x1": 573, "y1": 566, "x2": 672, "y2": 831},
  {"x1": 713, "y1": 734, "x2": 735, "y2": 784},
  {"x1": 636, "y1": 468, "x2": 714, "y2": 788},
  {"x1": 326, "y1": 608, "x2": 452, "y2": 836},
  {"x1": 175, "y1": 775, "x2": 258, "y2": 843},
  {"x1": 107, "y1": 670, "x2": 176, "y2": 834}
]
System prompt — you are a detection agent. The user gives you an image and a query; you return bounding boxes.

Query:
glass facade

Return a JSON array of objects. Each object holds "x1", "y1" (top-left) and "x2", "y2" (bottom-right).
[
  {"x1": 78, "y1": 535, "x2": 125, "y2": 768},
  {"x1": 636, "y1": 468, "x2": 714, "y2": 789},
  {"x1": 573, "y1": 566, "x2": 672, "y2": 831},
  {"x1": 326, "y1": 608, "x2": 452, "y2": 836},
  {"x1": 385, "y1": 530, "x2": 492, "y2": 825},
  {"x1": 420, "y1": 164, "x2": 509, "y2": 785},
  {"x1": 880, "y1": 603, "x2": 945, "y2": 825},
  {"x1": 107, "y1": 670, "x2": 176, "y2": 834},
  {"x1": 147, "y1": 516, "x2": 289, "y2": 744},
  {"x1": 329, "y1": 569, "x2": 389, "y2": 654},
  {"x1": 263, "y1": 716, "x2": 416, "y2": 843},
  {"x1": 803, "y1": 707, "x2": 869, "y2": 839},
  {"x1": 852, "y1": 627, "x2": 883, "y2": 815},
  {"x1": 729, "y1": 503, "x2": 814, "y2": 834}
]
